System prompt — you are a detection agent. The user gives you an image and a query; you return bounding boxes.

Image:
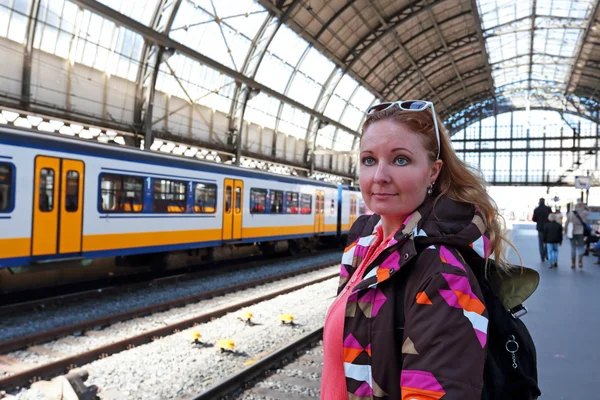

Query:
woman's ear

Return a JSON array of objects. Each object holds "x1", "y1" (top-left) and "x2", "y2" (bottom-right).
[{"x1": 430, "y1": 159, "x2": 443, "y2": 182}]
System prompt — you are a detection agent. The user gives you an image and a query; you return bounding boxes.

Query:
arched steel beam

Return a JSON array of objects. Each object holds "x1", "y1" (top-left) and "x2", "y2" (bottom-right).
[
  {"x1": 255, "y1": 0, "x2": 382, "y2": 99},
  {"x1": 427, "y1": 7, "x2": 473, "y2": 107},
  {"x1": 387, "y1": 51, "x2": 482, "y2": 100},
  {"x1": 303, "y1": 68, "x2": 346, "y2": 169},
  {"x1": 271, "y1": 44, "x2": 311, "y2": 158},
  {"x1": 21, "y1": 0, "x2": 41, "y2": 109},
  {"x1": 566, "y1": 0, "x2": 600, "y2": 93},
  {"x1": 469, "y1": 0, "x2": 495, "y2": 99},
  {"x1": 228, "y1": 0, "x2": 302, "y2": 165},
  {"x1": 401, "y1": 67, "x2": 488, "y2": 103},
  {"x1": 435, "y1": 78, "x2": 492, "y2": 111},
  {"x1": 527, "y1": 0, "x2": 537, "y2": 94},
  {"x1": 72, "y1": 0, "x2": 361, "y2": 148},
  {"x1": 315, "y1": 0, "x2": 357, "y2": 38},
  {"x1": 483, "y1": 14, "x2": 587, "y2": 37},
  {"x1": 362, "y1": 10, "x2": 471, "y2": 83},
  {"x1": 366, "y1": 0, "x2": 447, "y2": 111},
  {"x1": 383, "y1": 34, "x2": 480, "y2": 99},
  {"x1": 134, "y1": 0, "x2": 183, "y2": 149},
  {"x1": 342, "y1": 0, "x2": 438, "y2": 66}
]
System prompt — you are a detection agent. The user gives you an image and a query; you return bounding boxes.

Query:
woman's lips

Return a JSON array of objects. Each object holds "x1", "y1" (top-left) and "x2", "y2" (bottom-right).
[{"x1": 373, "y1": 193, "x2": 398, "y2": 199}]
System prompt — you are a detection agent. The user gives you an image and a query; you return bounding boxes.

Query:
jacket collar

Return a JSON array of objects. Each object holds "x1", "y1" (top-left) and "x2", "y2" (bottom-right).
[{"x1": 346, "y1": 195, "x2": 488, "y2": 292}]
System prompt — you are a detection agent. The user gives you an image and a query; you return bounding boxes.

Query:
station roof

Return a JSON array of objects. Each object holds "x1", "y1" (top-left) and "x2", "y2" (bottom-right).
[{"x1": 3, "y1": 0, "x2": 600, "y2": 153}]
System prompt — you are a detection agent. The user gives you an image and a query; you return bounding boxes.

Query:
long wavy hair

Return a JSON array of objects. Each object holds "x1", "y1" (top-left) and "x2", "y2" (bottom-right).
[{"x1": 361, "y1": 105, "x2": 519, "y2": 272}]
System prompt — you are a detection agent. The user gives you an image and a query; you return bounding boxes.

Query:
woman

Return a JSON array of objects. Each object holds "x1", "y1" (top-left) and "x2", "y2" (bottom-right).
[
  {"x1": 565, "y1": 199, "x2": 589, "y2": 269},
  {"x1": 321, "y1": 101, "x2": 514, "y2": 399}
]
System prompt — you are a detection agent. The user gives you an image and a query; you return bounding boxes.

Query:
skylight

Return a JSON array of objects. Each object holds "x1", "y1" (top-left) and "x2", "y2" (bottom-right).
[{"x1": 476, "y1": 0, "x2": 594, "y2": 108}]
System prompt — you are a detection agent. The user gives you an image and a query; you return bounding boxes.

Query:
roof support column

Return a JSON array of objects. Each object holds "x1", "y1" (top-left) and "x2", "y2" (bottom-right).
[
  {"x1": 134, "y1": 0, "x2": 182, "y2": 149},
  {"x1": 229, "y1": 0, "x2": 302, "y2": 165},
  {"x1": 21, "y1": 0, "x2": 41, "y2": 109}
]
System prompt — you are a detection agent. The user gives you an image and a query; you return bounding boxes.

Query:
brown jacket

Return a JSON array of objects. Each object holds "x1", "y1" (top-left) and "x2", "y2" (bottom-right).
[{"x1": 337, "y1": 196, "x2": 488, "y2": 399}]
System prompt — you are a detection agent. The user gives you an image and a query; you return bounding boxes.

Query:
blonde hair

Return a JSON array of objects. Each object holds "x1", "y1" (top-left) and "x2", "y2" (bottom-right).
[
  {"x1": 548, "y1": 213, "x2": 555, "y2": 222},
  {"x1": 362, "y1": 105, "x2": 518, "y2": 272}
]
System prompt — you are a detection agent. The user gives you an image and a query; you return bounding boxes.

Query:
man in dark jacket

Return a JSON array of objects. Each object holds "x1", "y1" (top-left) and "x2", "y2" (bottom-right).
[
  {"x1": 532, "y1": 198, "x2": 552, "y2": 262},
  {"x1": 543, "y1": 213, "x2": 563, "y2": 268}
]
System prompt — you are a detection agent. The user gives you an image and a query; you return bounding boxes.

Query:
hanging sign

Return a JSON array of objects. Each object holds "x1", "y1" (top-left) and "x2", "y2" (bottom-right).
[{"x1": 574, "y1": 176, "x2": 592, "y2": 190}]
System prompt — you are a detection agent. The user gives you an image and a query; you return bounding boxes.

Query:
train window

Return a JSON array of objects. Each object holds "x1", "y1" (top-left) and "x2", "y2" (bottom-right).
[
  {"x1": 100, "y1": 174, "x2": 144, "y2": 213},
  {"x1": 250, "y1": 188, "x2": 267, "y2": 214},
  {"x1": 0, "y1": 163, "x2": 13, "y2": 212},
  {"x1": 153, "y1": 179, "x2": 186, "y2": 213},
  {"x1": 285, "y1": 192, "x2": 298, "y2": 214},
  {"x1": 65, "y1": 171, "x2": 79, "y2": 212},
  {"x1": 225, "y1": 186, "x2": 232, "y2": 213},
  {"x1": 39, "y1": 168, "x2": 55, "y2": 212},
  {"x1": 300, "y1": 193, "x2": 312, "y2": 214},
  {"x1": 235, "y1": 186, "x2": 241, "y2": 213},
  {"x1": 269, "y1": 190, "x2": 284, "y2": 214},
  {"x1": 194, "y1": 183, "x2": 217, "y2": 213}
]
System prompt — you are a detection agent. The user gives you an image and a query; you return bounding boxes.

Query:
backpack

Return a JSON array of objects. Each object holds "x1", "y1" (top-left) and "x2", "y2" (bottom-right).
[{"x1": 395, "y1": 248, "x2": 542, "y2": 400}]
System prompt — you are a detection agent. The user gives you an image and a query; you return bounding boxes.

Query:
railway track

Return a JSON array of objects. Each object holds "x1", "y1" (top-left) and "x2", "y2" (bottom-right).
[
  {"x1": 0, "y1": 250, "x2": 339, "y2": 314},
  {"x1": 0, "y1": 264, "x2": 337, "y2": 392},
  {"x1": 191, "y1": 329, "x2": 323, "y2": 400}
]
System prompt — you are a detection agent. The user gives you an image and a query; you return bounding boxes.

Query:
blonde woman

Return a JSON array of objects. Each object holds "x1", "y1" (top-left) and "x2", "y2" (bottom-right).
[{"x1": 322, "y1": 101, "x2": 523, "y2": 399}]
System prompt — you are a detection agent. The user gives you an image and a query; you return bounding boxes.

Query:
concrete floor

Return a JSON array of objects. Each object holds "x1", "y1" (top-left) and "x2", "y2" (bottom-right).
[{"x1": 508, "y1": 223, "x2": 600, "y2": 399}]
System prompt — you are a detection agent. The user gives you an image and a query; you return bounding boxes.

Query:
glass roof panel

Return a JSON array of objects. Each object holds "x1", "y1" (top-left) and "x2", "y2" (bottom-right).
[
  {"x1": 334, "y1": 75, "x2": 360, "y2": 100},
  {"x1": 170, "y1": 0, "x2": 267, "y2": 71},
  {"x1": 98, "y1": 0, "x2": 160, "y2": 26},
  {"x1": 278, "y1": 103, "x2": 310, "y2": 139},
  {"x1": 323, "y1": 95, "x2": 347, "y2": 121},
  {"x1": 288, "y1": 73, "x2": 322, "y2": 108},
  {"x1": 267, "y1": 25, "x2": 309, "y2": 65},
  {"x1": 298, "y1": 47, "x2": 335, "y2": 85},
  {"x1": 245, "y1": 92, "x2": 280, "y2": 130},
  {"x1": 155, "y1": 53, "x2": 236, "y2": 114},
  {"x1": 1, "y1": 0, "x2": 32, "y2": 44},
  {"x1": 4, "y1": 0, "x2": 143, "y2": 82},
  {"x1": 315, "y1": 124, "x2": 336, "y2": 149},
  {"x1": 476, "y1": 0, "x2": 595, "y2": 107}
]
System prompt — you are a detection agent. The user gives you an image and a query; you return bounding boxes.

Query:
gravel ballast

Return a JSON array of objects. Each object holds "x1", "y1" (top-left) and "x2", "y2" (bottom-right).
[
  {"x1": 11, "y1": 275, "x2": 337, "y2": 399},
  {"x1": 0, "y1": 252, "x2": 341, "y2": 343}
]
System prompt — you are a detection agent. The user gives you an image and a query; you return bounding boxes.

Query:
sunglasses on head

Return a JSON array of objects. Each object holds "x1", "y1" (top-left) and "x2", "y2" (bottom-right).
[{"x1": 365, "y1": 100, "x2": 440, "y2": 160}]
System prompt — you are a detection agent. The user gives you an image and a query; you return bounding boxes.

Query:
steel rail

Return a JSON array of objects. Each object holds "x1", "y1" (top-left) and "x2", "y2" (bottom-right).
[
  {"x1": 188, "y1": 327, "x2": 324, "y2": 400},
  {"x1": 0, "y1": 269, "x2": 336, "y2": 392},
  {"x1": 0, "y1": 261, "x2": 337, "y2": 354}
]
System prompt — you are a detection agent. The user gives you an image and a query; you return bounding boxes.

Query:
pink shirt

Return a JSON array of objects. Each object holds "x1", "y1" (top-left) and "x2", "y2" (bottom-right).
[{"x1": 321, "y1": 225, "x2": 399, "y2": 399}]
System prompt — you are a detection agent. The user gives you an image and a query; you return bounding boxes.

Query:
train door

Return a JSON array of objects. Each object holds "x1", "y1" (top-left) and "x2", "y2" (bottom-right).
[
  {"x1": 314, "y1": 190, "x2": 325, "y2": 233},
  {"x1": 233, "y1": 180, "x2": 243, "y2": 239},
  {"x1": 32, "y1": 156, "x2": 85, "y2": 256},
  {"x1": 222, "y1": 179, "x2": 243, "y2": 241}
]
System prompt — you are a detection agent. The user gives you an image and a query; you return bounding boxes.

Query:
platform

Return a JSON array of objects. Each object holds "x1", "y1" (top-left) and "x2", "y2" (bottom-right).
[{"x1": 509, "y1": 223, "x2": 599, "y2": 399}]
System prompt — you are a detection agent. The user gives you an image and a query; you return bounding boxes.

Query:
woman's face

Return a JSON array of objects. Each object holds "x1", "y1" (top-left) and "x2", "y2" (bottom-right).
[{"x1": 359, "y1": 119, "x2": 442, "y2": 219}]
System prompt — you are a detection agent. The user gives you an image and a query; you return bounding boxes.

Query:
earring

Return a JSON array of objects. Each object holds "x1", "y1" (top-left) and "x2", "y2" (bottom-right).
[{"x1": 428, "y1": 181, "x2": 435, "y2": 195}]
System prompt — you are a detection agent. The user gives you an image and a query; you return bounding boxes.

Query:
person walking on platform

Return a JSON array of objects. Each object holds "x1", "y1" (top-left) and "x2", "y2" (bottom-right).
[
  {"x1": 565, "y1": 199, "x2": 590, "y2": 269},
  {"x1": 543, "y1": 213, "x2": 563, "y2": 268},
  {"x1": 322, "y1": 101, "x2": 524, "y2": 399},
  {"x1": 532, "y1": 198, "x2": 552, "y2": 262}
]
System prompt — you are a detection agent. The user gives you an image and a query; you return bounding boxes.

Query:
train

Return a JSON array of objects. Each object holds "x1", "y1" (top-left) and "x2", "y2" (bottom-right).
[{"x1": 0, "y1": 126, "x2": 368, "y2": 270}]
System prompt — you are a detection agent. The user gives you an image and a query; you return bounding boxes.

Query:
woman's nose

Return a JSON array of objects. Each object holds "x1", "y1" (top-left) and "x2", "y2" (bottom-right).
[{"x1": 373, "y1": 163, "x2": 390, "y2": 184}]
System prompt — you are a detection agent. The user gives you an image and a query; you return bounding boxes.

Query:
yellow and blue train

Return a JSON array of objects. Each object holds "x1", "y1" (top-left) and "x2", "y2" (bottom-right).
[{"x1": 0, "y1": 126, "x2": 367, "y2": 269}]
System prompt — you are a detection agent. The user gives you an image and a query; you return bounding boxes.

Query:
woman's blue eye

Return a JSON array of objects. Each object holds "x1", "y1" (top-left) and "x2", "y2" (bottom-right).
[
  {"x1": 394, "y1": 157, "x2": 408, "y2": 166},
  {"x1": 362, "y1": 157, "x2": 375, "y2": 166}
]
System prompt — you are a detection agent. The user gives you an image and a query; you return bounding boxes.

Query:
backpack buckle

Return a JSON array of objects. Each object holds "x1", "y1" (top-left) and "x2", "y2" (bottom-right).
[{"x1": 510, "y1": 304, "x2": 528, "y2": 319}]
